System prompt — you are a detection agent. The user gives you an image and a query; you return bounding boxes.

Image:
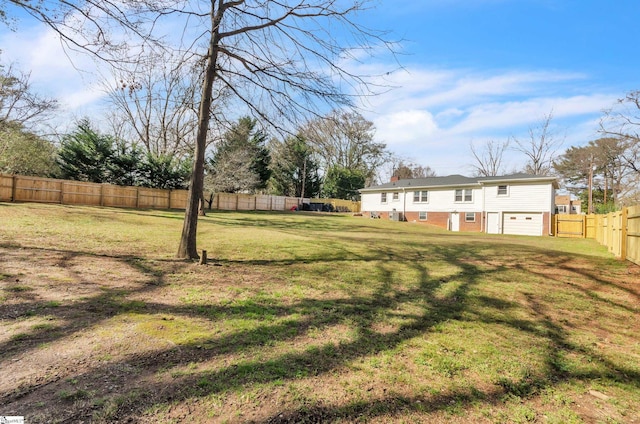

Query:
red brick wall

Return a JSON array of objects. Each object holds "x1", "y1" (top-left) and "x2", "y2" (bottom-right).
[
  {"x1": 460, "y1": 212, "x2": 483, "y2": 232},
  {"x1": 402, "y1": 211, "x2": 484, "y2": 232},
  {"x1": 543, "y1": 212, "x2": 551, "y2": 236},
  {"x1": 365, "y1": 210, "x2": 552, "y2": 235}
]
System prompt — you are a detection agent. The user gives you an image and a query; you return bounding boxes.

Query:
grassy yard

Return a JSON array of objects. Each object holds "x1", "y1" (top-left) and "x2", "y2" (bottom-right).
[{"x1": 0, "y1": 202, "x2": 639, "y2": 423}]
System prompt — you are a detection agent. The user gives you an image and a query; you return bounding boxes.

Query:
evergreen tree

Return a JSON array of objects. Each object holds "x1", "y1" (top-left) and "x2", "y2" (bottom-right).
[
  {"x1": 108, "y1": 141, "x2": 145, "y2": 186},
  {"x1": 57, "y1": 120, "x2": 115, "y2": 183},
  {"x1": 322, "y1": 166, "x2": 365, "y2": 200},
  {"x1": 138, "y1": 153, "x2": 192, "y2": 189},
  {"x1": 269, "y1": 136, "x2": 320, "y2": 198},
  {"x1": 206, "y1": 117, "x2": 272, "y2": 193}
]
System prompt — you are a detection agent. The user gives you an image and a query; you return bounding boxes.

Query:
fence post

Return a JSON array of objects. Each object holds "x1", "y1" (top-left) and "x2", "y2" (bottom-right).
[
  {"x1": 621, "y1": 207, "x2": 628, "y2": 261},
  {"x1": 11, "y1": 175, "x2": 17, "y2": 202},
  {"x1": 168, "y1": 189, "x2": 172, "y2": 210},
  {"x1": 583, "y1": 215, "x2": 587, "y2": 238}
]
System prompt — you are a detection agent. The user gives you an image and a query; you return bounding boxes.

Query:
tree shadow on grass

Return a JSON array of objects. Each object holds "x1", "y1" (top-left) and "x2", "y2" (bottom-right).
[{"x1": 1, "y1": 236, "x2": 638, "y2": 422}]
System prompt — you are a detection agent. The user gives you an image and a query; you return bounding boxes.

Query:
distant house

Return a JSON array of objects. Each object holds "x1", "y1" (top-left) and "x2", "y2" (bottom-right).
[
  {"x1": 360, "y1": 173, "x2": 558, "y2": 236},
  {"x1": 555, "y1": 194, "x2": 582, "y2": 214}
]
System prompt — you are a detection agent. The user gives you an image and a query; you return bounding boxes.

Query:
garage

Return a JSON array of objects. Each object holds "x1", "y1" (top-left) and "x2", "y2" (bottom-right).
[{"x1": 502, "y1": 212, "x2": 543, "y2": 236}]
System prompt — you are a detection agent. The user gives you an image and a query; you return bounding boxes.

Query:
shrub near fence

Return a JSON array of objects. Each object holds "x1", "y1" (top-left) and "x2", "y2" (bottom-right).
[
  {"x1": 553, "y1": 206, "x2": 640, "y2": 266},
  {"x1": 1, "y1": 173, "x2": 361, "y2": 213}
]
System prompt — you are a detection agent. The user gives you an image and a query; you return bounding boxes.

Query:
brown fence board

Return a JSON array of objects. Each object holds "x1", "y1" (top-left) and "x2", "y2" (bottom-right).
[
  {"x1": 255, "y1": 195, "x2": 272, "y2": 211},
  {"x1": 170, "y1": 190, "x2": 189, "y2": 210},
  {"x1": 61, "y1": 181, "x2": 102, "y2": 206},
  {"x1": 237, "y1": 194, "x2": 256, "y2": 211},
  {"x1": 101, "y1": 185, "x2": 138, "y2": 208},
  {"x1": 627, "y1": 205, "x2": 640, "y2": 266},
  {"x1": 138, "y1": 188, "x2": 170, "y2": 209},
  {"x1": 14, "y1": 175, "x2": 62, "y2": 203},
  {"x1": 0, "y1": 174, "x2": 14, "y2": 201},
  {"x1": 1, "y1": 173, "x2": 361, "y2": 217}
]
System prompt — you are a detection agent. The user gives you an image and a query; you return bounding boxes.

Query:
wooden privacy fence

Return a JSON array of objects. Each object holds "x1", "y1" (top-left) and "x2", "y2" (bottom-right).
[
  {"x1": 0, "y1": 173, "x2": 361, "y2": 213},
  {"x1": 1, "y1": 174, "x2": 189, "y2": 209},
  {"x1": 553, "y1": 207, "x2": 640, "y2": 266}
]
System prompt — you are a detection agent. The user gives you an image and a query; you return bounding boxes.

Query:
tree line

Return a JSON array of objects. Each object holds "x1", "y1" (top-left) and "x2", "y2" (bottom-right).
[{"x1": 0, "y1": 60, "x2": 392, "y2": 200}]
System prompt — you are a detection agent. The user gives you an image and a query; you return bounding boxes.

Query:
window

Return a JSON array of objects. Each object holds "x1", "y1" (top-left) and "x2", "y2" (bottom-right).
[
  {"x1": 465, "y1": 212, "x2": 475, "y2": 222},
  {"x1": 392, "y1": 192, "x2": 399, "y2": 201},
  {"x1": 557, "y1": 205, "x2": 567, "y2": 213},
  {"x1": 413, "y1": 190, "x2": 428, "y2": 203},
  {"x1": 381, "y1": 193, "x2": 387, "y2": 203},
  {"x1": 419, "y1": 211, "x2": 427, "y2": 221},
  {"x1": 497, "y1": 185, "x2": 508, "y2": 196},
  {"x1": 455, "y1": 189, "x2": 472, "y2": 202}
]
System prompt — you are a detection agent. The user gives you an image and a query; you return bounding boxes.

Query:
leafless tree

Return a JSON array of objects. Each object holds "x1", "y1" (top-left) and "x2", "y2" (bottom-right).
[
  {"x1": 300, "y1": 109, "x2": 388, "y2": 185},
  {"x1": 7, "y1": 1, "x2": 394, "y2": 260},
  {"x1": 512, "y1": 111, "x2": 563, "y2": 176},
  {"x1": 600, "y1": 90, "x2": 640, "y2": 174},
  {"x1": 469, "y1": 139, "x2": 509, "y2": 177},
  {"x1": 204, "y1": 148, "x2": 258, "y2": 194},
  {"x1": 0, "y1": 62, "x2": 58, "y2": 129},
  {"x1": 101, "y1": 51, "x2": 205, "y2": 157},
  {"x1": 376, "y1": 154, "x2": 435, "y2": 184},
  {"x1": 0, "y1": 61, "x2": 58, "y2": 161}
]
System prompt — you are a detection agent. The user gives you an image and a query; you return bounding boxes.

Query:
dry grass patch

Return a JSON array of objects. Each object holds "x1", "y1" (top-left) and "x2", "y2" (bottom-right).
[{"x1": 1, "y1": 203, "x2": 639, "y2": 423}]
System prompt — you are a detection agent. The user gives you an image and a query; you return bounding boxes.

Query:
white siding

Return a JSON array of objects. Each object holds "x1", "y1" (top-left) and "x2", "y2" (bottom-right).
[
  {"x1": 362, "y1": 187, "x2": 484, "y2": 215},
  {"x1": 361, "y1": 190, "x2": 408, "y2": 213},
  {"x1": 401, "y1": 187, "x2": 482, "y2": 213},
  {"x1": 483, "y1": 183, "x2": 554, "y2": 213}
]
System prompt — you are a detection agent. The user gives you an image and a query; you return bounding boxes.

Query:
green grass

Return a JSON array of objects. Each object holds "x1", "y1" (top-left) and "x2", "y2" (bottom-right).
[{"x1": 0, "y1": 202, "x2": 639, "y2": 423}]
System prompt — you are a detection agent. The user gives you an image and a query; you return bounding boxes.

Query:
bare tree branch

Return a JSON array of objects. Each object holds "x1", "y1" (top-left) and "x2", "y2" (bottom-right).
[
  {"x1": 512, "y1": 111, "x2": 563, "y2": 176},
  {"x1": 469, "y1": 139, "x2": 509, "y2": 177}
]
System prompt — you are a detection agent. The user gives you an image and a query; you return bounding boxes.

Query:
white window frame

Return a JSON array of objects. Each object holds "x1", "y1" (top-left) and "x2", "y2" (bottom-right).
[
  {"x1": 465, "y1": 212, "x2": 476, "y2": 222},
  {"x1": 413, "y1": 190, "x2": 428, "y2": 203},
  {"x1": 392, "y1": 192, "x2": 399, "y2": 201},
  {"x1": 419, "y1": 211, "x2": 428, "y2": 221},
  {"x1": 557, "y1": 205, "x2": 567, "y2": 213},
  {"x1": 381, "y1": 192, "x2": 387, "y2": 204},
  {"x1": 497, "y1": 185, "x2": 509, "y2": 196},
  {"x1": 455, "y1": 189, "x2": 473, "y2": 203}
]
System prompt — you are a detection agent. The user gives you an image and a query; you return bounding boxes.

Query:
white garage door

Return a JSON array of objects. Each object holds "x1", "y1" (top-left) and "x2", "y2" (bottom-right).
[{"x1": 503, "y1": 213, "x2": 543, "y2": 236}]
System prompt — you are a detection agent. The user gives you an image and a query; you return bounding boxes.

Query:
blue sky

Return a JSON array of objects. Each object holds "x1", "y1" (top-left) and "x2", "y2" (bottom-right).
[{"x1": 2, "y1": 0, "x2": 639, "y2": 176}]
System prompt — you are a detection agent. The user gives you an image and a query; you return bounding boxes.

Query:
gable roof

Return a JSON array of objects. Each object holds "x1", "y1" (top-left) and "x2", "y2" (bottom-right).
[{"x1": 360, "y1": 173, "x2": 558, "y2": 192}]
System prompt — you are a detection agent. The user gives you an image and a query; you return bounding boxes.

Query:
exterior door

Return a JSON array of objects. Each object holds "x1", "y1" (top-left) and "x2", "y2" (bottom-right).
[
  {"x1": 486, "y1": 212, "x2": 500, "y2": 234},
  {"x1": 450, "y1": 212, "x2": 460, "y2": 232}
]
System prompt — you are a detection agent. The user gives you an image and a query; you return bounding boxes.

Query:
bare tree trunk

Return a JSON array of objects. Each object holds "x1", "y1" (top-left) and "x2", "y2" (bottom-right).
[{"x1": 177, "y1": 3, "x2": 222, "y2": 260}]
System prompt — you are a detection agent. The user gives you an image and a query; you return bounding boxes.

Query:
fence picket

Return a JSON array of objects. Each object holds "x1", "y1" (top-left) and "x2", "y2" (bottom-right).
[{"x1": 0, "y1": 173, "x2": 361, "y2": 214}]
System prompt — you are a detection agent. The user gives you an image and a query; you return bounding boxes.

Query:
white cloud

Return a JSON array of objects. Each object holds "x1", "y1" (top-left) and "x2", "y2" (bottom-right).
[
  {"x1": 374, "y1": 109, "x2": 438, "y2": 146},
  {"x1": 357, "y1": 64, "x2": 620, "y2": 175}
]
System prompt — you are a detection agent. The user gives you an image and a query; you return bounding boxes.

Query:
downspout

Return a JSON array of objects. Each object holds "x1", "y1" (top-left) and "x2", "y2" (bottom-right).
[
  {"x1": 402, "y1": 187, "x2": 406, "y2": 221},
  {"x1": 481, "y1": 183, "x2": 486, "y2": 233}
]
